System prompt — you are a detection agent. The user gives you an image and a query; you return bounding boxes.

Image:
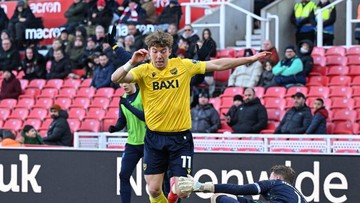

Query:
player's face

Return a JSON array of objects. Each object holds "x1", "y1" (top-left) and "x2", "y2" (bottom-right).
[
  {"x1": 149, "y1": 46, "x2": 171, "y2": 70},
  {"x1": 120, "y1": 83, "x2": 135, "y2": 94}
]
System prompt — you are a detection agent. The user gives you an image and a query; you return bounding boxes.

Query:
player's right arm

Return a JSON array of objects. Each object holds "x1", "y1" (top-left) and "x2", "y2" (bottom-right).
[{"x1": 111, "y1": 49, "x2": 148, "y2": 83}]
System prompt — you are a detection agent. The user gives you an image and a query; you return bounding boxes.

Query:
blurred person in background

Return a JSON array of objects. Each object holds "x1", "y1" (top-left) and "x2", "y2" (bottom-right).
[
  {"x1": 17, "y1": 125, "x2": 44, "y2": 145},
  {"x1": 0, "y1": 38, "x2": 21, "y2": 71},
  {"x1": 0, "y1": 68, "x2": 22, "y2": 100},
  {"x1": 20, "y1": 46, "x2": 46, "y2": 80}
]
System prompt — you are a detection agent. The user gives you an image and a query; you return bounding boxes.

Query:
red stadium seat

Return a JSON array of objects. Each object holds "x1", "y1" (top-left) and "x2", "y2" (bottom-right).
[
  {"x1": 37, "y1": 88, "x2": 58, "y2": 99},
  {"x1": 267, "y1": 109, "x2": 284, "y2": 122},
  {"x1": 84, "y1": 108, "x2": 106, "y2": 120},
  {"x1": 353, "y1": 87, "x2": 360, "y2": 99},
  {"x1": 33, "y1": 98, "x2": 54, "y2": 109},
  {"x1": 102, "y1": 118, "x2": 117, "y2": 132},
  {"x1": 327, "y1": 66, "x2": 349, "y2": 76},
  {"x1": 19, "y1": 79, "x2": 29, "y2": 90},
  {"x1": 348, "y1": 66, "x2": 360, "y2": 76},
  {"x1": 253, "y1": 86, "x2": 265, "y2": 98},
  {"x1": 311, "y1": 47, "x2": 326, "y2": 56},
  {"x1": 109, "y1": 97, "x2": 120, "y2": 108},
  {"x1": 306, "y1": 98, "x2": 331, "y2": 110},
  {"x1": 38, "y1": 130, "x2": 47, "y2": 138},
  {"x1": 347, "y1": 55, "x2": 360, "y2": 65},
  {"x1": 326, "y1": 56, "x2": 347, "y2": 66},
  {"x1": 78, "y1": 119, "x2": 101, "y2": 132},
  {"x1": 68, "y1": 108, "x2": 86, "y2": 120},
  {"x1": 236, "y1": 48, "x2": 257, "y2": 58},
  {"x1": 285, "y1": 86, "x2": 308, "y2": 98},
  {"x1": 44, "y1": 79, "x2": 63, "y2": 89},
  {"x1": 306, "y1": 76, "x2": 328, "y2": 86},
  {"x1": 328, "y1": 76, "x2": 351, "y2": 87},
  {"x1": 209, "y1": 97, "x2": 221, "y2": 112},
  {"x1": 214, "y1": 69, "x2": 231, "y2": 83},
  {"x1": 217, "y1": 48, "x2": 236, "y2": 58},
  {"x1": 307, "y1": 86, "x2": 329, "y2": 99},
  {"x1": 346, "y1": 46, "x2": 360, "y2": 56},
  {"x1": 221, "y1": 87, "x2": 244, "y2": 97},
  {"x1": 19, "y1": 88, "x2": 41, "y2": 99},
  {"x1": 54, "y1": 98, "x2": 72, "y2": 110},
  {"x1": 113, "y1": 88, "x2": 125, "y2": 97},
  {"x1": 332, "y1": 110, "x2": 357, "y2": 123},
  {"x1": 22, "y1": 119, "x2": 42, "y2": 130},
  {"x1": 94, "y1": 88, "x2": 114, "y2": 98},
  {"x1": 8, "y1": 108, "x2": 29, "y2": 120},
  {"x1": 15, "y1": 98, "x2": 35, "y2": 109},
  {"x1": 70, "y1": 97, "x2": 91, "y2": 109},
  {"x1": 56, "y1": 88, "x2": 77, "y2": 99},
  {"x1": 67, "y1": 118, "x2": 81, "y2": 133},
  {"x1": 217, "y1": 121, "x2": 233, "y2": 133},
  {"x1": 104, "y1": 107, "x2": 119, "y2": 119},
  {"x1": 75, "y1": 87, "x2": 96, "y2": 99},
  {"x1": 330, "y1": 98, "x2": 355, "y2": 110},
  {"x1": 326, "y1": 122, "x2": 334, "y2": 134},
  {"x1": 39, "y1": 118, "x2": 53, "y2": 131},
  {"x1": 27, "y1": 79, "x2": 46, "y2": 89},
  {"x1": 79, "y1": 78, "x2": 92, "y2": 88},
  {"x1": 0, "y1": 99, "x2": 17, "y2": 109},
  {"x1": 312, "y1": 55, "x2": 326, "y2": 67},
  {"x1": 326, "y1": 46, "x2": 346, "y2": 56},
  {"x1": 351, "y1": 76, "x2": 360, "y2": 86},
  {"x1": 62, "y1": 79, "x2": 81, "y2": 89},
  {"x1": 265, "y1": 98, "x2": 286, "y2": 110},
  {"x1": 3, "y1": 119, "x2": 23, "y2": 132},
  {"x1": 89, "y1": 97, "x2": 110, "y2": 109},
  {"x1": 260, "y1": 122, "x2": 279, "y2": 134},
  {"x1": 0, "y1": 108, "x2": 11, "y2": 121},
  {"x1": 285, "y1": 98, "x2": 294, "y2": 110},
  {"x1": 309, "y1": 66, "x2": 327, "y2": 76},
  {"x1": 333, "y1": 122, "x2": 358, "y2": 134},
  {"x1": 355, "y1": 99, "x2": 360, "y2": 110},
  {"x1": 264, "y1": 87, "x2": 286, "y2": 98},
  {"x1": 329, "y1": 86, "x2": 352, "y2": 98},
  {"x1": 28, "y1": 108, "x2": 48, "y2": 120}
]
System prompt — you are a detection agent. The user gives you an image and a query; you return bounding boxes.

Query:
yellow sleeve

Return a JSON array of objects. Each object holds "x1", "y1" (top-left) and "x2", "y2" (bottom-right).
[
  {"x1": 181, "y1": 59, "x2": 206, "y2": 77},
  {"x1": 130, "y1": 64, "x2": 146, "y2": 83}
]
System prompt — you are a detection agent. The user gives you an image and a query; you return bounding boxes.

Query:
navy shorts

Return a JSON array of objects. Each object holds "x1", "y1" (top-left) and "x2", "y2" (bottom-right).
[{"x1": 143, "y1": 129, "x2": 194, "y2": 177}]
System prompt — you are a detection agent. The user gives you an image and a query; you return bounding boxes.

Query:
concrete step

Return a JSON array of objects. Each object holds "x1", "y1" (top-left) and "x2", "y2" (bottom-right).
[
  {"x1": 229, "y1": 46, "x2": 261, "y2": 51},
  {"x1": 245, "y1": 34, "x2": 262, "y2": 40},
  {"x1": 254, "y1": 29, "x2": 261, "y2": 35},
  {"x1": 235, "y1": 40, "x2": 261, "y2": 46}
]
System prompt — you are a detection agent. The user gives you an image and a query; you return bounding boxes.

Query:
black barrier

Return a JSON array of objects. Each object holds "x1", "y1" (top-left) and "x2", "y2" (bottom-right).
[{"x1": 0, "y1": 148, "x2": 358, "y2": 203}]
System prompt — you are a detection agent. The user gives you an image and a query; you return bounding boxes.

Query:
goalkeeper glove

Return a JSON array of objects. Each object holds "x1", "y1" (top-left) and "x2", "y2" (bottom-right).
[{"x1": 178, "y1": 175, "x2": 214, "y2": 193}]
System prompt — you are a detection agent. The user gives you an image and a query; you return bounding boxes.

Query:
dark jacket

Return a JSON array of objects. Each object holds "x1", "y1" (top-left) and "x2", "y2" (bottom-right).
[
  {"x1": 297, "y1": 39, "x2": 314, "y2": 76},
  {"x1": 132, "y1": 30, "x2": 146, "y2": 51},
  {"x1": 0, "y1": 73, "x2": 22, "y2": 100},
  {"x1": 0, "y1": 7, "x2": 9, "y2": 31},
  {"x1": 10, "y1": 7, "x2": 35, "y2": 26},
  {"x1": 306, "y1": 107, "x2": 328, "y2": 134},
  {"x1": 227, "y1": 98, "x2": 268, "y2": 133},
  {"x1": 46, "y1": 57, "x2": 72, "y2": 79},
  {"x1": 0, "y1": 46, "x2": 21, "y2": 71},
  {"x1": 64, "y1": 0, "x2": 87, "y2": 24},
  {"x1": 43, "y1": 110, "x2": 72, "y2": 146},
  {"x1": 191, "y1": 104, "x2": 220, "y2": 133},
  {"x1": 88, "y1": 6, "x2": 113, "y2": 30},
  {"x1": 158, "y1": 3, "x2": 182, "y2": 27},
  {"x1": 258, "y1": 70, "x2": 274, "y2": 87},
  {"x1": 21, "y1": 130, "x2": 43, "y2": 145},
  {"x1": 275, "y1": 105, "x2": 313, "y2": 134},
  {"x1": 21, "y1": 48, "x2": 46, "y2": 80},
  {"x1": 91, "y1": 61, "x2": 114, "y2": 88}
]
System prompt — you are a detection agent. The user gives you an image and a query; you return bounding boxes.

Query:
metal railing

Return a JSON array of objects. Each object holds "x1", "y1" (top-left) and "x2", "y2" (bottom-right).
[
  {"x1": 74, "y1": 132, "x2": 360, "y2": 153},
  {"x1": 180, "y1": 0, "x2": 279, "y2": 49}
]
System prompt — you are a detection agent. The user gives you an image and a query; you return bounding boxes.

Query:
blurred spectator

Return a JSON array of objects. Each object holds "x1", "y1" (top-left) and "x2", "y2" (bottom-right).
[
  {"x1": 20, "y1": 46, "x2": 46, "y2": 80},
  {"x1": 158, "y1": 0, "x2": 182, "y2": 28},
  {"x1": 118, "y1": 0, "x2": 146, "y2": 24},
  {"x1": 86, "y1": 0, "x2": 113, "y2": 34},
  {"x1": 45, "y1": 39, "x2": 64, "y2": 62},
  {"x1": 82, "y1": 52, "x2": 100, "y2": 79},
  {"x1": 167, "y1": 23, "x2": 180, "y2": 58},
  {"x1": 0, "y1": 39, "x2": 21, "y2": 71},
  {"x1": 225, "y1": 94, "x2": 243, "y2": 123},
  {"x1": 91, "y1": 53, "x2": 114, "y2": 88},
  {"x1": 306, "y1": 98, "x2": 328, "y2": 134},
  {"x1": 65, "y1": 36, "x2": 86, "y2": 69},
  {"x1": 275, "y1": 92, "x2": 312, "y2": 134},
  {"x1": 8, "y1": 0, "x2": 35, "y2": 49},
  {"x1": 74, "y1": 26, "x2": 87, "y2": 43},
  {"x1": 290, "y1": 0, "x2": 317, "y2": 44},
  {"x1": 127, "y1": 22, "x2": 145, "y2": 50},
  {"x1": 265, "y1": 46, "x2": 305, "y2": 89},
  {"x1": 0, "y1": 130, "x2": 21, "y2": 147},
  {"x1": 59, "y1": 29, "x2": 70, "y2": 48},
  {"x1": 228, "y1": 49, "x2": 263, "y2": 88},
  {"x1": 43, "y1": 104, "x2": 72, "y2": 146},
  {"x1": 355, "y1": 4, "x2": 360, "y2": 44},
  {"x1": 17, "y1": 125, "x2": 44, "y2": 145},
  {"x1": 117, "y1": 36, "x2": 125, "y2": 48},
  {"x1": 316, "y1": 0, "x2": 336, "y2": 46},
  {"x1": 95, "y1": 25, "x2": 106, "y2": 46},
  {"x1": 80, "y1": 36, "x2": 101, "y2": 75},
  {"x1": 190, "y1": 92, "x2": 220, "y2": 133},
  {"x1": 259, "y1": 39, "x2": 279, "y2": 65},
  {"x1": 254, "y1": 0, "x2": 275, "y2": 28},
  {"x1": 0, "y1": 30, "x2": 12, "y2": 44},
  {"x1": 226, "y1": 88, "x2": 268, "y2": 133},
  {"x1": 201, "y1": 28, "x2": 217, "y2": 58},
  {"x1": 0, "y1": 68, "x2": 22, "y2": 100},
  {"x1": 46, "y1": 49, "x2": 72, "y2": 79},
  {"x1": 0, "y1": 7, "x2": 9, "y2": 33},
  {"x1": 258, "y1": 59, "x2": 275, "y2": 87},
  {"x1": 62, "y1": 0, "x2": 87, "y2": 34},
  {"x1": 181, "y1": 24, "x2": 200, "y2": 59},
  {"x1": 124, "y1": 35, "x2": 136, "y2": 53},
  {"x1": 141, "y1": 0, "x2": 157, "y2": 24},
  {"x1": 297, "y1": 40, "x2": 314, "y2": 76},
  {"x1": 176, "y1": 37, "x2": 191, "y2": 58}
]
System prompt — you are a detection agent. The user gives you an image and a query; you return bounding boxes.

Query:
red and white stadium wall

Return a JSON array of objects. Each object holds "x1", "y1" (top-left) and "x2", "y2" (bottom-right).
[{"x1": 0, "y1": 148, "x2": 358, "y2": 203}]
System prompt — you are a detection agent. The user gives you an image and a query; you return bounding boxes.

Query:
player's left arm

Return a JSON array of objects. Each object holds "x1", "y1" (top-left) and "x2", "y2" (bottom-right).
[{"x1": 205, "y1": 52, "x2": 271, "y2": 72}]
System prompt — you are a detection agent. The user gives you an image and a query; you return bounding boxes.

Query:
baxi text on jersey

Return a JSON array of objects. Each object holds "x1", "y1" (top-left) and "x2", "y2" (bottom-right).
[{"x1": 152, "y1": 80, "x2": 179, "y2": 90}]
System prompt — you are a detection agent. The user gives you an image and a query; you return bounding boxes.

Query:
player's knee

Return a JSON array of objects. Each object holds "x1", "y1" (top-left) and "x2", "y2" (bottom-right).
[
  {"x1": 177, "y1": 191, "x2": 190, "y2": 199},
  {"x1": 147, "y1": 185, "x2": 162, "y2": 198},
  {"x1": 210, "y1": 194, "x2": 222, "y2": 203}
]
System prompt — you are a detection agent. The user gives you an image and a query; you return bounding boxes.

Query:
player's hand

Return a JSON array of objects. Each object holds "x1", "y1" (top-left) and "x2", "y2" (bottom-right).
[
  {"x1": 109, "y1": 125, "x2": 120, "y2": 133},
  {"x1": 106, "y1": 25, "x2": 117, "y2": 49},
  {"x1": 120, "y1": 97, "x2": 130, "y2": 106},
  {"x1": 252, "y1": 51, "x2": 272, "y2": 61},
  {"x1": 179, "y1": 175, "x2": 203, "y2": 193},
  {"x1": 130, "y1": 49, "x2": 148, "y2": 65},
  {"x1": 196, "y1": 39, "x2": 215, "y2": 61}
]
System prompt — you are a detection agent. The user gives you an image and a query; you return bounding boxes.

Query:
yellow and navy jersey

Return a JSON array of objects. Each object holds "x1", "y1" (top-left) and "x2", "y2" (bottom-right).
[{"x1": 130, "y1": 58, "x2": 206, "y2": 132}]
